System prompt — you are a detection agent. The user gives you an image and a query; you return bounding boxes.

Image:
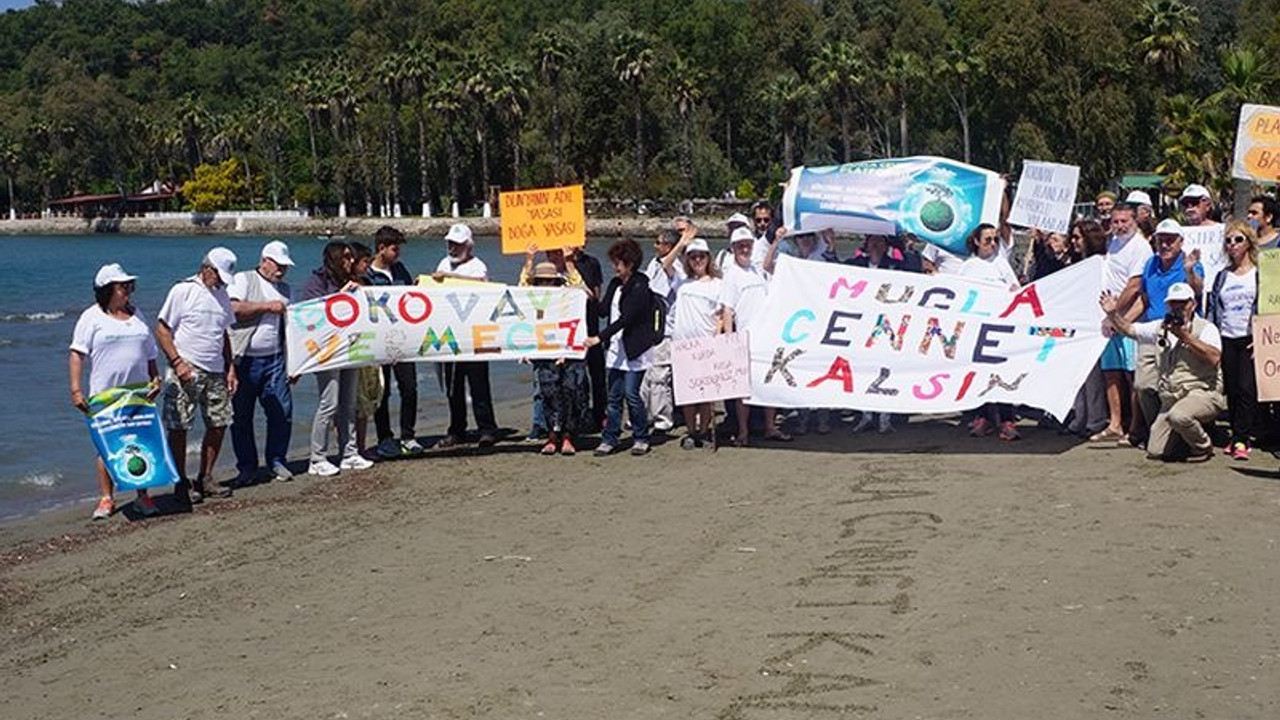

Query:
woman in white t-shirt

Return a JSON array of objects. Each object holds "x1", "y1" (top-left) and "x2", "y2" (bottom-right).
[
  {"x1": 1208, "y1": 220, "x2": 1260, "y2": 460},
  {"x1": 960, "y1": 224, "x2": 1023, "y2": 441},
  {"x1": 669, "y1": 237, "x2": 724, "y2": 449},
  {"x1": 69, "y1": 264, "x2": 162, "y2": 520}
]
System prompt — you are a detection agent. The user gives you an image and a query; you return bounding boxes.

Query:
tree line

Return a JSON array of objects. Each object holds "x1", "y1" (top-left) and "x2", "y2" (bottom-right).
[{"x1": 0, "y1": 0, "x2": 1275, "y2": 217}]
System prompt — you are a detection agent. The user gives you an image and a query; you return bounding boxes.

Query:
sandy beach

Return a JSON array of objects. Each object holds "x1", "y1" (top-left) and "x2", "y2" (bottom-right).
[{"x1": 3, "y1": 415, "x2": 1278, "y2": 720}]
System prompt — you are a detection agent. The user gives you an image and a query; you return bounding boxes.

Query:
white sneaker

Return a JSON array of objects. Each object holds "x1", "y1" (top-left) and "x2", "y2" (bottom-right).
[
  {"x1": 272, "y1": 462, "x2": 294, "y2": 482},
  {"x1": 401, "y1": 438, "x2": 425, "y2": 454},
  {"x1": 340, "y1": 454, "x2": 374, "y2": 471},
  {"x1": 308, "y1": 459, "x2": 340, "y2": 477}
]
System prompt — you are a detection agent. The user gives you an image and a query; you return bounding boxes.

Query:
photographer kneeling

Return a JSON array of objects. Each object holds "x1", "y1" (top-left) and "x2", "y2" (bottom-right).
[{"x1": 1100, "y1": 282, "x2": 1224, "y2": 462}]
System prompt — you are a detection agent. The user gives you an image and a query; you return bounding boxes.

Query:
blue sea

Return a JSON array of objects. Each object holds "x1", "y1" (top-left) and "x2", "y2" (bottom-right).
[{"x1": 0, "y1": 233, "x2": 640, "y2": 521}]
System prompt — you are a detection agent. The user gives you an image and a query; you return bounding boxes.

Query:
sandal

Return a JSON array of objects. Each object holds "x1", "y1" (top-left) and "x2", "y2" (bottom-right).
[
  {"x1": 763, "y1": 430, "x2": 794, "y2": 442},
  {"x1": 1088, "y1": 428, "x2": 1124, "y2": 443}
]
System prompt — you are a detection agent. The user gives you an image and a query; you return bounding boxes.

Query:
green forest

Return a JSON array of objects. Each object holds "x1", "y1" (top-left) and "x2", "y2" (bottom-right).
[{"x1": 0, "y1": 0, "x2": 1276, "y2": 215}]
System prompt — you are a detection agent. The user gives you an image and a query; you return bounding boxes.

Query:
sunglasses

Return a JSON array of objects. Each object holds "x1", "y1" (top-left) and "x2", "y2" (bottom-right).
[
  {"x1": 753, "y1": 217, "x2": 771, "y2": 225},
  {"x1": 1179, "y1": 198, "x2": 1203, "y2": 207},
  {"x1": 1226, "y1": 236, "x2": 1249, "y2": 245},
  {"x1": 119, "y1": 281, "x2": 136, "y2": 291}
]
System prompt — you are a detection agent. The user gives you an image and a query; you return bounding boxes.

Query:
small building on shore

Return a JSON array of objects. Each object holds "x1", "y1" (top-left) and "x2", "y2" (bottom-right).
[{"x1": 45, "y1": 182, "x2": 178, "y2": 218}]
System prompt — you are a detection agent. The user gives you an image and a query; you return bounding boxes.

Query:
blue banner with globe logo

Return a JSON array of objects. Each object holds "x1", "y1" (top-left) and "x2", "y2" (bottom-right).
[
  {"x1": 782, "y1": 157, "x2": 1005, "y2": 256},
  {"x1": 85, "y1": 384, "x2": 180, "y2": 492}
]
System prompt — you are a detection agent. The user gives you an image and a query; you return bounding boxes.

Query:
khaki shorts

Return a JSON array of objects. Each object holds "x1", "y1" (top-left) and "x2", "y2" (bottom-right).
[{"x1": 163, "y1": 367, "x2": 233, "y2": 430}]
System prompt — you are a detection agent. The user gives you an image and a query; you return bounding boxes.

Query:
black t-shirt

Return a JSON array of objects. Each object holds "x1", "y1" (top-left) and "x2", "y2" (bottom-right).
[{"x1": 575, "y1": 251, "x2": 604, "y2": 334}]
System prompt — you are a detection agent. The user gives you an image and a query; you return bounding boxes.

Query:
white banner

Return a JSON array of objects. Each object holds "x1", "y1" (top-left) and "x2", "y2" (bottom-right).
[
  {"x1": 285, "y1": 285, "x2": 588, "y2": 375},
  {"x1": 747, "y1": 255, "x2": 1108, "y2": 419},
  {"x1": 1007, "y1": 160, "x2": 1079, "y2": 234}
]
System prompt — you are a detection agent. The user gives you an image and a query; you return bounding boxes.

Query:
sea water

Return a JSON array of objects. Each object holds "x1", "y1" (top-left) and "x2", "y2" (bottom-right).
[{"x1": 0, "y1": 233, "x2": 627, "y2": 521}]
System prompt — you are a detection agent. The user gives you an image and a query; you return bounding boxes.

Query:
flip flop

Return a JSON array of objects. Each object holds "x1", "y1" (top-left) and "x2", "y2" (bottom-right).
[{"x1": 764, "y1": 430, "x2": 794, "y2": 442}]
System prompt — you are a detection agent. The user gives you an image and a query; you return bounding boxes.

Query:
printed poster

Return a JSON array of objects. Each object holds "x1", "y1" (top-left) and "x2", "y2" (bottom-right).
[{"x1": 85, "y1": 385, "x2": 180, "y2": 492}]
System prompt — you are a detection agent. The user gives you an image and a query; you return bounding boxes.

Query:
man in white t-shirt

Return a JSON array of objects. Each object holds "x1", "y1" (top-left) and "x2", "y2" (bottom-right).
[
  {"x1": 721, "y1": 226, "x2": 787, "y2": 443},
  {"x1": 1092, "y1": 201, "x2": 1152, "y2": 442},
  {"x1": 1101, "y1": 281, "x2": 1224, "y2": 462},
  {"x1": 429, "y1": 223, "x2": 498, "y2": 448},
  {"x1": 640, "y1": 227, "x2": 687, "y2": 432},
  {"x1": 156, "y1": 247, "x2": 238, "y2": 503},
  {"x1": 228, "y1": 240, "x2": 294, "y2": 487}
]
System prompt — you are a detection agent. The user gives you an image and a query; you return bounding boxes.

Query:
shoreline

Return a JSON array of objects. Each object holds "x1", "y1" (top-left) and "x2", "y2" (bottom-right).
[{"x1": 0, "y1": 215, "x2": 737, "y2": 238}]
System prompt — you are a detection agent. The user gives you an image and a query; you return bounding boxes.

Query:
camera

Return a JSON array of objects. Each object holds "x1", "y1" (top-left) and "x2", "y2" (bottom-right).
[{"x1": 1163, "y1": 310, "x2": 1184, "y2": 329}]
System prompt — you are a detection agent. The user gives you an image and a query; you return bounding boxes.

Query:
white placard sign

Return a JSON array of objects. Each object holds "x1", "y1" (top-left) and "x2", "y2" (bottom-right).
[{"x1": 1007, "y1": 160, "x2": 1080, "y2": 234}]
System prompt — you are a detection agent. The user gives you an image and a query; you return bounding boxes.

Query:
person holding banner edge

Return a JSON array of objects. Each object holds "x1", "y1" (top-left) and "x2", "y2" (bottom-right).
[
  {"x1": 724, "y1": 225, "x2": 791, "y2": 445},
  {"x1": 365, "y1": 226, "x2": 424, "y2": 458},
  {"x1": 1100, "y1": 281, "x2": 1224, "y2": 463},
  {"x1": 71, "y1": 263, "x2": 163, "y2": 520},
  {"x1": 959, "y1": 223, "x2": 1022, "y2": 440}
]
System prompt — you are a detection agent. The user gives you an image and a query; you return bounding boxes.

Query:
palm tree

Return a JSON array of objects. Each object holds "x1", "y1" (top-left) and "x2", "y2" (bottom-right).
[
  {"x1": 534, "y1": 28, "x2": 571, "y2": 183},
  {"x1": 811, "y1": 41, "x2": 866, "y2": 163},
  {"x1": 492, "y1": 59, "x2": 532, "y2": 189},
  {"x1": 936, "y1": 37, "x2": 984, "y2": 164},
  {"x1": 429, "y1": 66, "x2": 465, "y2": 213},
  {"x1": 1139, "y1": 0, "x2": 1198, "y2": 90},
  {"x1": 376, "y1": 50, "x2": 410, "y2": 216},
  {"x1": 666, "y1": 53, "x2": 703, "y2": 197},
  {"x1": 0, "y1": 134, "x2": 19, "y2": 219},
  {"x1": 402, "y1": 40, "x2": 437, "y2": 215},
  {"x1": 882, "y1": 50, "x2": 923, "y2": 156},
  {"x1": 286, "y1": 63, "x2": 327, "y2": 187},
  {"x1": 1210, "y1": 46, "x2": 1272, "y2": 111},
  {"x1": 174, "y1": 94, "x2": 211, "y2": 172},
  {"x1": 460, "y1": 49, "x2": 501, "y2": 206},
  {"x1": 1158, "y1": 94, "x2": 1233, "y2": 197},
  {"x1": 247, "y1": 96, "x2": 292, "y2": 209},
  {"x1": 613, "y1": 30, "x2": 655, "y2": 189},
  {"x1": 762, "y1": 71, "x2": 813, "y2": 171}
]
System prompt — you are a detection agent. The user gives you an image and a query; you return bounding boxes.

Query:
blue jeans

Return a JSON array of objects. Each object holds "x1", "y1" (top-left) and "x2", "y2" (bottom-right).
[
  {"x1": 603, "y1": 369, "x2": 648, "y2": 446},
  {"x1": 231, "y1": 353, "x2": 293, "y2": 472}
]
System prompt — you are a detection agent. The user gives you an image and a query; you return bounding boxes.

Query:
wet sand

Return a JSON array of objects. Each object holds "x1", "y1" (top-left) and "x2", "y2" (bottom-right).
[{"x1": 3, "y1": 419, "x2": 1279, "y2": 719}]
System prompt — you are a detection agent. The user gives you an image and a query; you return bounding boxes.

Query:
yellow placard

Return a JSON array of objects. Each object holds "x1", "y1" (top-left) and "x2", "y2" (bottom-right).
[
  {"x1": 499, "y1": 185, "x2": 586, "y2": 254},
  {"x1": 1233, "y1": 104, "x2": 1280, "y2": 182},
  {"x1": 1258, "y1": 249, "x2": 1280, "y2": 315}
]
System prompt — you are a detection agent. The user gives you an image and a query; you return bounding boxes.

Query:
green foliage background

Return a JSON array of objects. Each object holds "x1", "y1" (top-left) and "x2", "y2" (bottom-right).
[{"x1": 0, "y1": 0, "x2": 1273, "y2": 214}]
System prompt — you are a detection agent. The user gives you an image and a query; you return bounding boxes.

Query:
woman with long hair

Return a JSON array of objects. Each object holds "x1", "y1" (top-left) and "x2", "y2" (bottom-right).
[
  {"x1": 959, "y1": 223, "x2": 1021, "y2": 440},
  {"x1": 300, "y1": 241, "x2": 371, "y2": 476},
  {"x1": 1066, "y1": 219, "x2": 1111, "y2": 437},
  {"x1": 1209, "y1": 220, "x2": 1260, "y2": 460}
]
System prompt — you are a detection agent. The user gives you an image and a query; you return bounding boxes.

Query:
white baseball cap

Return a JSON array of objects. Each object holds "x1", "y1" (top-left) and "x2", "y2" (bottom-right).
[
  {"x1": 94, "y1": 263, "x2": 137, "y2": 288},
  {"x1": 1153, "y1": 218, "x2": 1183, "y2": 237},
  {"x1": 685, "y1": 238, "x2": 711, "y2": 254},
  {"x1": 1125, "y1": 190, "x2": 1153, "y2": 207},
  {"x1": 729, "y1": 227, "x2": 754, "y2": 246},
  {"x1": 444, "y1": 223, "x2": 473, "y2": 244},
  {"x1": 261, "y1": 240, "x2": 294, "y2": 266},
  {"x1": 1166, "y1": 282, "x2": 1195, "y2": 302},
  {"x1": 1180, "y1": 184, "x2": 1211, "y2": 201},
  {"x1": 725, "y1": 212, "x2": 750, "y2": 229},
  {"x1": 203, "y1": 247, "x2": 237, "y2": 285}
]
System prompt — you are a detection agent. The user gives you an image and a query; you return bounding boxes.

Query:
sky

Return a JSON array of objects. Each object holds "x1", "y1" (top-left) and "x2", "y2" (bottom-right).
[{"x1": 0, "y1": 0, "x2": 34, "y2": 11}]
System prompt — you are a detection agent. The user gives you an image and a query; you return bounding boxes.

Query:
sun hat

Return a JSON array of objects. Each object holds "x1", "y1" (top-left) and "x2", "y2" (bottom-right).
[
  {"x1": 1153, "y1": 218, "x2": 1183, "y2": 237},
  {"x1": 1125, "y1": 190, "x2": 1153, "y2": 207},
  {"x1": 1180, "y1": 184, "x2": 1211, "y2": 201},
  {"x1": 94, "y1": 263, "x2": 137, "y2": 288},
  {"x1": 1166, "y1": 282, "x2": 1195, "y2": 302},
  {"x1": 729, "y1": 227, "x2": 754, "y2": 246},
  {"x1": 444, "y1": 223, "x2": 473, "y2": 244},
  {"x1": 686, "y1": 238, "x2": 711, "y2": 254},
  {"x1": 725, "y1": 212, "x2": 750, "y2": 229},
  {"x1": 530, "y1": 261, "x2": 563, "y2": 281}
]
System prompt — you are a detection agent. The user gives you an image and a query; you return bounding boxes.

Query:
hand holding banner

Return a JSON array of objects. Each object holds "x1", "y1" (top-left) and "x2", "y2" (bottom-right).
[
  {"x1": 500, "y1": 185, "x2": 586, "y2": 254},
  {"x1": 671, "y1": 332, "x2": 752, "y2": 406}
]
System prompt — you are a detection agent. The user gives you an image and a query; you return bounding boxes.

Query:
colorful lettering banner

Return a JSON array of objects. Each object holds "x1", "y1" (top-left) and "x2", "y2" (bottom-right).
[
  {"x1": 285, "y1": 285, "x2": 588, "y2": 375},
  {"x1": 671, "y1": 332, "x2": 752, "y2": 406},
  {"x1": 781, "y1": 156, "x2": 1006, "y2": 256},
  {"x1": 499, "y1": 185, "x2": 586, "y2": 254},
  {"x1": 747, "y1": 255, "x2": 1107, "y2": 419},
  {"x1": 1254, "y1": 315, "x2": 1280, "y2": 401},
  {"x1": 1233, "y1": 103, "x2": 1280, "y2": 182},
  {"x1": 1007, "y1": 160, "x2": 1079, "y2": 234},
  {"x1": 86, "y1": 384, "x2": 181, "y2": 493}
]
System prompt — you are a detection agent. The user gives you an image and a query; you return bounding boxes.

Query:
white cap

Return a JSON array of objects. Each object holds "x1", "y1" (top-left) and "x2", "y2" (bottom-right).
[
  {"x1": 1153, "y1": 218, "x2": 1183, "y2": 237},
  {"x1": 261, "y1": 240, "x2": 294, "y2": 266},
  {"x1": 1125, "y1": 190, "x2": 1153, "y2": 207},
  {"x1": 725, "y1": 212, "x2": 750, "y2": 229},
  {"x1": 94, "y1": 263, "x2": 137, "y2": 288},
  {"x1": 1166, "y1": 282, "x2": 1195, "y2": 302},
  {"x1": 685, "y1": 238, "x2": 711, "y2": 254},
  {"x1": 203, "y1": 247, "x2": 237, "y2": 285},
  {"x1": 1180, "y1": 184, "x2": 1211, "y2": 201},
  {"x1": 729, "y1": 227, "x2": 754, "y2": 246},
  {"x1": 444, "y1": 223, "x2": 473, "y2": 244}
]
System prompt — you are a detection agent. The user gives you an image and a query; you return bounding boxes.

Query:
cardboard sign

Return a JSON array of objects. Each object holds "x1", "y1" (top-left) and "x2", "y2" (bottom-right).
[
  {"x1": 672, "y1": 332, "x2": 752, "y2": 406},
  {"x1": 1233, "y1": 104, "x2": 1280, "y2": 182},
  {"x1": 1254, "y1": 315, "x2": 1280, "y2": 401},
  {"x1": 1259, "y1": 248, "x2": 1280, "y2": 316},
  {"x1": 499, "y1": 185, "x2": 586, "y2": 254},
  {"x1": 1180, "y1": 224, "x2": 1227, "y2": 293},
  {"x1": 1007, "y1": 160, "x2": 1080, "y2": 234}
]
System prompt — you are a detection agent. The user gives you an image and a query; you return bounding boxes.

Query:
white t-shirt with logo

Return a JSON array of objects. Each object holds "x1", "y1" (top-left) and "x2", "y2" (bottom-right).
[
  {"x1": 1216, "y1": 268, "x2": 1257, "y2": 339},
  {"x1": 720, "y1": 262, "x2": 770, "y2": 332},
  {"x1": 70, "y1": 306, "x2": 158, "y2": 396},
  {"x1": 959, "y1": 254, "x2": 1019, "y2": 288},
  {"x1": 672, "y1": 278, "x2": 723, "y2": 341},
  {"x1": 1105, "y1": 233, "x2": 1153, "y2": 295},
  {"x1": 436, "y1": 255, "x2": 488, "y2": 280},
  {"x1": 158, "y1": 277, "x2": 234, "y2": 373},
  {"x1": 228, "y1": 271, "x2": 291, "y2": 357}
]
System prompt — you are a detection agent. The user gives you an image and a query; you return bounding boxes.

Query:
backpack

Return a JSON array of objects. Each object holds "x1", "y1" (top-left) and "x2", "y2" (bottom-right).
[{"x1": 646, "y1": 289, "x2": 669, "y2": 349}]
